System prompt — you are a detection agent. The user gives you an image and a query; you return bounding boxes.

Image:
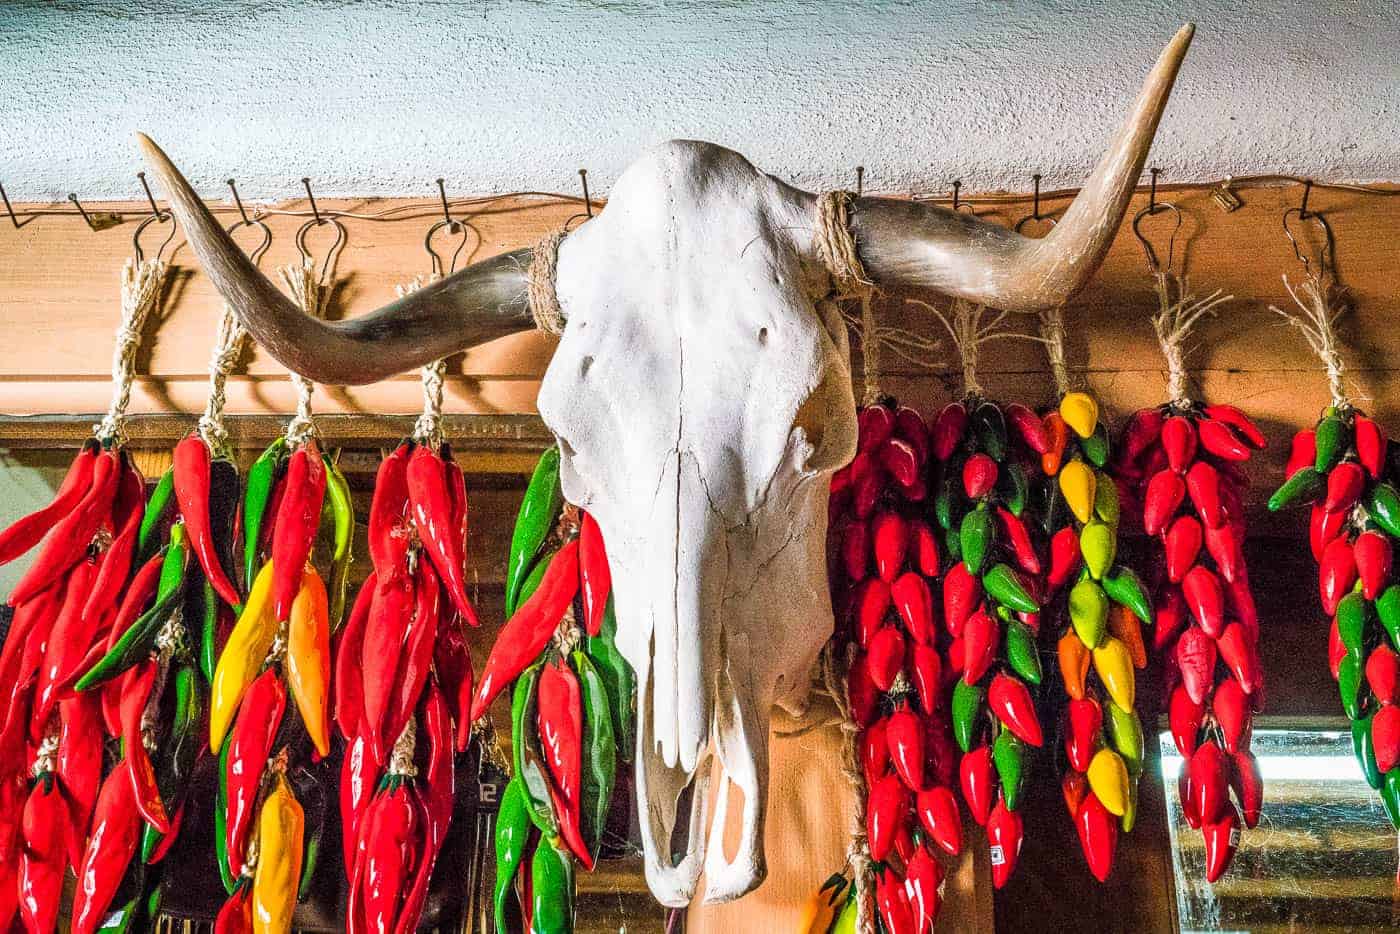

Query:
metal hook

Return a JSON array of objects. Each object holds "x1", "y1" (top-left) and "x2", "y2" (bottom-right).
[
  {"x1": 1147, "y1": 167, "x2": 1163, "y2": 214},
  {"x1": 0, "y1": 182, "x2": 18, "y2": 228},
  {"x1": 1282, "y1": 186, "x2": 1335, "y2": 279},
  {"x1": 423, "y1": 177, "x2": 470, "y2": 276},
  {"x1": 1013, "y1": 174, "x2": 1055, "y2": 234},
  {"x1": 435, "y1": 178, "x2": 460, "y2": 233},
  {"x1": 951, "y1": 179, "x2": 960, "y2": 212},
  {"x1": 132, "y1": 171, "x2": 176, "y2": 263},
  {"x1": 1298, "y1": 178, "x2": 1313, "y2": 220},
  {"x1": 301, "y1": 177, "x2": 325, "y2": 225},
  {"x1": 579, "y1": 169, "x2": 592, "y2": 218},
  {"x1": 68, "y1": 193, "x2": 96, "y2": 230},
  {"x1": 295, "y1": 176, "x2": 345, "y2": 280},
  {"x1": 137, "y1": 171, "x2": 167, "y2": 221},
  {"x1": 226, "y1": 178, "x2": 250, "y2": 225},
  {"x1": 950, "y1": 179, "x2": 976, "y2": 215},
  {"x1": 856, "y1": 166, "x2": 865, "y2": 197},
  {"x1": 1131, "y1": 200, "x2": 1183, "y2": 276}
]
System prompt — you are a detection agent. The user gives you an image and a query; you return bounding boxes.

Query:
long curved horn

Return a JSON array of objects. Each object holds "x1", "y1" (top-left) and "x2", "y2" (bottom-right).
[
  {"x1": 137, "y1": 134, "x2": 536, "y2": 385},
  {"x1": 849, "y1": 24, "x2": 1195, "y2": 313}
]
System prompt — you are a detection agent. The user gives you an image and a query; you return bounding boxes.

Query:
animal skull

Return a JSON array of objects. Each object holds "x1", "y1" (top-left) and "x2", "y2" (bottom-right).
[{"x1": 138, "y1": 23, "x2": 1193, "y2": 908}]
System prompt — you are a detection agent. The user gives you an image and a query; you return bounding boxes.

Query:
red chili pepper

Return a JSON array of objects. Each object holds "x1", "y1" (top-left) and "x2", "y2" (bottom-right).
[
  {"x1": 1310, "y1": 503, "x2": 1345, "y2": 562},
  {"x1": 433, "y1": 615, "x2": 475, "y2": 752},
  {"x1": 893, "y1": 405, "x2": 929, "y2": 462},
  {"x1": 1075, "y1": 791, "x2": 1118, "y2": 882},
  {"x1": 384, "y1": 559, "x2": 441, "y2": 749},
  {"x1": 1231, "y1": 750, "x2": 1263, "y2": 829},
  {"x1": 1164, "y1": 516, "x2": 1202, "y2": 583},
  {"x1": 908, "y1": 519, "x2": 940, "y2": 577},
  {"x1": 885, "y1": 703, "x2": 925, "y2": 792},
  {"x1": 1062, "y1": 770, "x2": 1088, "y2": 817},
  {"x1": 996, "y1": 507, "x2": 1040, "y2": 575},
  {"x1": 959, "y1": 746, "x2": 995, "y2": 826},
  {"x1": 879, "y1": 437, "x2": 919, "y2": 489},
  {"x1": 1189, "y1": 739, "x2": 1229, "y2": 825},
  {"x1": 867, "y1": 625, "x2": 905, "y2": 692},
  {"x1": 866, "y1": 771, "x2": 907, "y2": 861},
  {"x1": 860, "y1": 717, "x2": 890, "y2": 782},
  {"x1": 908, "y1": 642, "x2": 942, "y2": 715},
  {"x1": 1181, "y1": 565, "x2": 1225, "y2": 637},
  {"x1": 1284, "y1": 428, "x2": 1317, "y2": 478},
  {"x1": 1319, "y1": 536, "x2": 1358, "y2": 617},
  {"x1": 916, "y1": 785, "x2": 961, "y2": 856},
  {"x1": 407, "y1": 445, "x2": 479, "y2": 627},
  {"x1": 1064, "y1": 697, "x2": 1102, "y2": 773},
  {"x1": 119, "y1": 660, "x2": 171, "y2": 835},
  {"x1": 871, "y1": 511, "x2": 909, "y2": 583},
  {"x1": 0, "y1": 442, "x2": 98, "y2": 565},
  {"x1": 224, "y1": 670, "x2": 286, "y2": 878},
  {"x1": 1225, "y1": 574, "x2": 1259, "y2": 642},
  {"x1": 1184, "y1": 460, "x2": 1224, "y2": 529},
  {"x1": 1117, "y1": 407, "x2": 1164, "y2": 467},
  {"x1": 334, "y1": 569, "x2": 377, "y2": 740},
  {"x1": 70, "y1": 760, "x2": 142, "y2": 934},
  {"x1": 942, "y1": 562, "x2": 981, "y2": 637},
  {"x1": 1047, "y1": 526, "x2": 1081, "y2": 593},
  {"x1": 360, "y1": 778, "x2": 420, "y2": 934},
  {"x1": 539, "y1": 658, "x2": 591, "y2": 868},
  {"x1": 1005, "y1": 402, "x2": 1050, "y2": 454},
  {"x1": 214, "y1": 883, "x2": 254, "y2": 934},
  {"x1": 854, "y1": 577, "x2": 892, "y2": 647},
  {"x1": 1202, "y1": 521, "x2": 1245, "y2": 584},
  {"x1": 392, "y1": 683, "x2": 456, "y2": 934},
  {"x1": 1216, "y1": 622, "x2": 1261, "y2": 694},
  {"x1": 876, "y1": 864, "x2": 916, "y2": 934},
  {"x1": 56, "y1": 693, "x2": 102, "y2": 866},
  {"x1": 361, "y1": 574, "x2": 415, "y2": 762},
  {"x1": 962, "y1": 453, "x2": 999, "y2": 499},
  {"x1": 469, "y1": 539, "x2": 580, "y2": 722},
  {"x1": 1168, "y1": 683, "x2": 1204, "y2": 758},
  {"x1": 1198, "y1": 418, "x2": 1252, "y2": 462},
  {"x1": 1324, "y1": 461, "x2": 1365, "y2": 513},
  {"x1": 578, "y1": 511, "x2": 612, "y2": 637},
  {"x1": 10, "y1": 449, "x2": 119, "y2": 606},
  {"x1": 858, "y1": 404, "x2": 895, "y2": 452},
  {"x1": 988, "y1": 673, "x2": 1043, "y2": 746},
  {"x1": 340, "y1": 733, "x2": 382, "y2": 877},
  {"x1": 33, "y1": 556, "x2": 100, "y2": 730},
  {"x1": 81, "y1": 461, "x2": 146, "y2": 628},
  {"x1": 960, "y1": 609, "x2": 996, "y2": 685},
  {"x1": 1160, "y1": 416, "x2": 1197, "y2": 473},
  {"x1": 370, "y1": 444, "x2": 413, "y2": 576},
  {"x1": 1202, "y1": 801, "x2": 1240, "y2": 882},
  {"x1": 1355, "y1": 416, "x2": 1386, "y2": 478},
  {"x1": 1367, "y1": 645, "x2": 1400, "y2": 704},
  {"x1": 1212, "y1": 677, "x2": 1251, "y2": 754},
  {"x1": 848, "y1": 653, "x2": 878, "y2": 727},
  {"x1": 1142, "y1": 468, "x2": 1185, "y2": 537},
  {"x1": 841, "y1": 519, "x2": 869, "y2": 582},
  {"x1": 1175, "y1": 625, "x2": 1217, "y2": 706},
  {"x1": 986, "y1": 795, "x2": 1024, "y2": 889},
  {"x1": 172, "y1": 437, "x2": 241, "y2": 608},
  {"x1": 1355, "y1": 531, "x2": 1393, "y2": 600},
  {"x1": 271, "y1": 442, "x2": 327, "y2": 621},
  {"x1": 20, "y1": 773, "x2": 70, "y2": 934},
  {"x1": 931, "y1": 402, "x2": 968, "y2": 461}
]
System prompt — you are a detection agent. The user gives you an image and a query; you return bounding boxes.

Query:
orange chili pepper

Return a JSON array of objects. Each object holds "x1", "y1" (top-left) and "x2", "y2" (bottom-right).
[
  {"x1": 1058, "y1": 630, "x2": 1091, "y2": 700},
  {"x1": 1107, "y1": 604, "x2": 1147, "y2": 669},
  {"x1": 1041, "y1": 411, "x2": 1069, "y2": 476}
]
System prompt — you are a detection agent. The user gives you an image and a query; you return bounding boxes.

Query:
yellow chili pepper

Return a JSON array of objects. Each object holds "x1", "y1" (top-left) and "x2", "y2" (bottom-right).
[
  {"x1": 1058, "y1": 460, "x2": 1097, "y2": 524},
  {"x1": 1059, "y1": 390, "x2": 1099, "y2": 439},
  {"x1": 1086, "y1": 747, "x2": 1130, "y2": 817},
  {"x1": 210, "y1": 560, "x2": 278, "y2": 752},
  {"x1": 287, "y1": 565, "x2": 331, "y2": 759},
  {"x1": 797, "y1": 880, "x2": 843, "y2": 934},
  {"x1": 1058, "y1": 630, "x2": 1091, "y2": 701},
  {"x1": 1092, "y1": 636, "x2": 1136, "y2": 712},
  {"x1": 1068, "y1": 578, "x2": 1108, "y2": 648},
  {"x1": 1107, "y1": 604, "x2": 1147, "y2": 669},
  {"x1": 252, "y1": 771, "x2": 304, "y2": 934}
]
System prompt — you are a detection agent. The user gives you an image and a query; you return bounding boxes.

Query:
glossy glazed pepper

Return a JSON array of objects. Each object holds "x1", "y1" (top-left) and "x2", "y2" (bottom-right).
[
  {"x1": 334, "y1": 570, "x2": 376, "y2": 740},
  {"x1": 360, "y1": 573, "x2": 415, "y2": 762},
  {"x1": 225, "y1": 670, "x2": 287, "y2": 879},
  {"x1": 339, "y1": 734, "x2": 381, "y2": 878},
  {"x1": 242, "y1": 438, "x2": 287, "y2": 586},
  {"x1": 81, "y1": 461, "x2": 147, "y2": 627},
  {"x1": 530, "y1": 836, "x2": 575, "y2": 934},
  {"x1": 209, "y1": 559, "x2": 278, "y2": 751},
  {"x1": 120, "y1": 659, "x2": 172, "y2": 834},
  {"x1": 140, "y1": 664, "x2": 201, "y2": 862},
  {"x1": 506, "y1": 446, "x2": 563, "y2": 616},
  {"x1": 287, "y1": 565, "x2": 331, "y2": 759},
  {"x1": 136, "y1": 465, "x2": 175, "y2": 562},
  {"x1": 577, "y1": 511, "x2": 612, "y2": 638},
  {"x1": 368, "y1": 443, "x2": 412, "y2": 576},
  {"x1": 172, "y1": 437, "x2": 242, "y2": 608},
  {"x1": 271, "y1": 441, "x2": 326, "y2": 621},
  {"x1": 70, "y1": 760, "x2": 143, "y2": 934},
  {"x1": 0, "y1": 440, "x2": 98, "y2": 564},
  {"x1": 470, "y1": 539, "x2": 580, "y2": 721},
  {"x1": 408, "y1": 444, "x2": 480, "y2": 627},
  {"x1": 33, "y1": 555, "x2": 100, "y2": 728},
  {"x1": 74, "y1": 549, "x2": 167, "y2": 692},
  {"x1": 215, "y1": 882, "x2": 254, "y2": 934},
  {"x1": 511, "y1": 665, "x2": 559, "y2": 836},
  {"x1": 383, "y1": 560, "x2": 440, "y2": 752},
  {"x1": 494, "y1": 777, "x2": 533, "y2": 933},
  {"x1": 57, "y1": 692, "x2": 103, "y2": 863},
  {"x1": 252, "y1": 769, "x2": 304, "y2": 934},
  {"x1": 583, "y1": 599, "x2": 635, "y2": 760},
  {"x1": 361, "y1": 776, "x2": 419, "y2": 934},
  {"x1": 391, "y1": 682, "x2": 456, "y2": 934},
  {"x1": 573, "y1": 650, "x2": 616, "y2": 859},
  {"x1": 433, "y1": 614, "x2": 475, "y2": 752},
  {"x1": 10, "y1": 447, "x2": 119, "y2": 605},
  {"x1": 539, "y1": 658, "x2": 590, "y2": 867},
  {"x1": 322, "y1": 454, "x2": 355, "y2": 627},
  {"x1": 19, "y1": 771, "x2": 68, "y2": 934}
]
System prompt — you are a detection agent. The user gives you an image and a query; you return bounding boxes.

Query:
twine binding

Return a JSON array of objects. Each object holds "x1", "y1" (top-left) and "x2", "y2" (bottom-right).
[
  {"x1": 397, "y1": 275, "x2": 448, "y2": 445},
  {"x1": 1271, "y1": 272, "x2": 1350, "y2": 409},
  {"x1": 528, "y1": 230, "x2": 567, "y2": 335},
  {"x1": 1150, "y1": 273, "x2": 1231, "y2": 408},
  {"x1": 278, "y1": 260, "x2": 335, "y2": 445},
  {"x1": 197, "y1": 306, "x2": 247, "y2": 458},
  {"x1": 1038, "y1": 304, "x2": 1073, "y2": 397},
  {"x1": 94, "y1": 256, "x2": 169, "y2": 446}
]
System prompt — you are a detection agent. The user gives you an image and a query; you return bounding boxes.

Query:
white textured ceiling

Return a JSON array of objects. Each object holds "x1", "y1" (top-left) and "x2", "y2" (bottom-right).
[{"x1": 1, "y1": 1, "x2": 1397, "y2": 203}]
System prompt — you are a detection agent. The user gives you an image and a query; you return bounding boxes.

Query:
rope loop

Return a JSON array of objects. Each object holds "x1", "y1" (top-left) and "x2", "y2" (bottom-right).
[
  {"x1": 197, "y1": 306, "x2": 247, "y2": 458},
  {"x1": 94, "y1": 256, "x2": 168, "y2": 446}
]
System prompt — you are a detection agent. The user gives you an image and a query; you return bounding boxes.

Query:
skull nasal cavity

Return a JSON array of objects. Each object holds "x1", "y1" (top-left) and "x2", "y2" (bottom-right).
[
  {"x1": 579, "y1": 354, "x2": 594, "y2": 378},
  {"x1": 758, "y1": 327, "x2": 768, "y2": 346}
]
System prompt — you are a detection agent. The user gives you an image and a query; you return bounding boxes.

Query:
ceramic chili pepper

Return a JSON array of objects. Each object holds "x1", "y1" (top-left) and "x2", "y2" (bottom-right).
[
  {"x1": 208, "y1": 557, "x2": 276, "y2": 751},
  {"x1": 69, "y1": 760, "x2": 143, "y2": 934},
  {"x1": 885, "y1": 704, "x2": 925, "y2": 792},
  {"x1": 1075, "y1": 791, "x2": 1118, "y2": 882},
  {"x1": 287, "y1": 565, "x2": 332, "y2": 759},
  {"x1": 224, "y1": 670, "x2": 286, "y2": 879},
  {"x1": 573, "y1": 651, "x2": 617, "y2": 858},
  {"x1": 470, "y1": 538, "x2": 580, "y2": 721},
  {"x1": 383, "y1": 560, "x2": 441, "y2": 752},
  {"x1": 493, "y1": 777, "x2": 532, "y2": 933},
  {"x1": 993, "y1": 729, "x2": 1029, "y2": 809},
  {"x1": 215, "y1": 882, "x2": 254, "y2": 934},
  {"x1": 407, "y1": 444, "x2": 479, "y2": 627},
  {"x1": 339, "y1": 734, "x2": 379, "y2": 876},
  {"x1": 959, "y1": 746, "x2": 995, "y2": 826},
  {"x1": 506, "y1": 446, "x2": 563, "y2": 615},
  {"x1": 942, "y1": 562, "x2": 981, "y2": 636},
  {"x1": 908, "y1": 642, "x2": 942, "y2": 714},
  {"x1": 875, "y1": 864, "x2": 915, "y2": 934},
  {"x1": 1201, "y1": 801, "x2": 1240, "y2": 882},
  {"x1": 19, "y1": 770, "x2": 69, "y2": 934},
  {"x1": 252, "y1": 770, "x2": 304, "y2": 934},
  {"x1": 1064, "y1": 698, "x2": 1102, "y2": 774},
  {"x1": 530, "y1": 836, "x2": 575, "y2": 934},
  {"x1": 916, "y1": 785, "x2": 962, "y2": 856},
  {"x1": 988, "y1": 673, "x2": 1042, "y2": 746},
  {"x1": 270, "y1": 441, "x2": 326, "y2": 621},
  {"x1": 986, "y1": 795, "x2": 1023, "y2": 889},
  {"x1": 1355, "y1": 531, "x2": 1393, "y2": 600},
  {"x1": 538, "y1": 658, "x2": 591, "y2": 867},
  {"x1": 891, "y1": 572, "x2": 934, "y2": 645},
  {"x1": 120, "y1": 660, "x2": 172, "y2": 835},
  {"x1": 81, "y1": 461, "x2": 147, "y2": 627},
  {"x1": 360, "y1": 774, "x2": 419, "y2": 934},
  {"x1": 866, "y1": 771, "x2": 907, "y2": 862},
  {"x1": 360, "y1": 573, "x2": 416, "y2": 761},
  {"x1": 0, "y1": 441, "x2": 99, "y2": 565},
  {"x1": 871, "y1": 510, "x2": 909, "y2": 583},
  {"x1": 33, "y1": 555, "x2": 100, "y2": 729},
  {"x1": 171, "y1": 437, "x2": 242, "y2": 608},
  {"x1": 11, "y1": 448, "x2": 119, "y2": 606},
  {"x1": 867, "y1": 625, "x2": 906, "y2": 692},
  {"x1": 577, "y1": 511, "x2": 612, "y2": 637}
]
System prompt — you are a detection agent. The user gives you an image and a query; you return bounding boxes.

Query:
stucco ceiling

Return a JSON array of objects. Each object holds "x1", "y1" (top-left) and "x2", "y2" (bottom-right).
[{"x1": 2, "y1": 1, "x2": 1397, "y2": 202}]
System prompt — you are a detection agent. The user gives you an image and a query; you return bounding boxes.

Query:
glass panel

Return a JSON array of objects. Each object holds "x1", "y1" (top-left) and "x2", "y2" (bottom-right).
[{"x1": 1161, "y1": 722, "x2": 1399, "y2": 933}]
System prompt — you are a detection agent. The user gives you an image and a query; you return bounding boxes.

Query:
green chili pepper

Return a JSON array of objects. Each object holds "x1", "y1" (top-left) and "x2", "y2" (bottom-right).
[
  {"x1": 1314, "y1": 413, "x2": 1346, "y2": 472},
  {"x1": 76, "y1": 525, "x2": 189, "y2": 690},
  {"x1": 507, "y1": 447, "x2": 563, "y2": 617},
  {"x1": 141, "y1": 663, "x2": 202, "y2": 862},
  {"x1": 215, "y1": 733, "x2": 236, "y2": 894},
  {"x1": 982, "y1": 563, "x2": 1039, "y2": 614},
  {"x1": 137, "y1": 467, "x2": 175, "y2": 562},
  {"x1": 1370, "y1": 483, "x2": 1400, "y2": 538},
  {"x1": 209, "y1": 458, "x2": 243, "y2": 603},
  {"x1": 996, "y1": 460, "x2": 1027, "y2": 517},
  {"x1": 1337, "y1": 593, "x2": 1371, "y2": 656},
  {"x1": 494, "y1": 776, "x2": 533, "y2": 933},
  {"x1": 1094, "y1": 474, "x2": 1120, "y2": 525},
  {"x1": 972, "y1": 401, "x2": 1006, "y2": 461},
  {"x1": 934, "y1": 464, "x2": 962, "y2": 531},
  {"x1": 1378, "y1": 585, "x2": 1400, "y2": 651},
  {"x1": 293, "y1": 767, "x2": 326, "y2": 902},
  {"x1": 584, "y1": 599, "x2": 636, "y2": 761},
  {"x1": 198, "y1": 576, "x2": 219, "y2": 684},
  {"x1": 1382, "y1": 769, "x2": 1400, "y2": 830},
  {"x1": 242, "y1": 438, "x2": 286, "y2": 585},
  {"x1": 511, "y1": 664, "x2": 560, "y2": 835},
  {"x1": 1068, "y1": 577, "x2": 1109, "y2": 648},
  {"x1": 951, "y1": 680, "x2": 984, "y2": 753},
  {"x1": 1102, "y1": 565, "x2": 1153, "y2": 626},
  {"x1": 1354, "y1": 712, "x2": 1383, "y2": 790},
  {"x1": 1081, "y1": 423, "x2": 1111, "y2": 468},
  {"x1": 572, "y1": 650, "x2": 616, "y2": 857},
  {"x1": 530, "y1": 836, "x2": 575, "y2": 934},
  {"x1": 1268, "y1": 465, "x2": 1324, "y2": 512},
  {"x1": 1338, "y1": 653, "x2": 1364, "y2": 720},
  {"x1": 1105, "y1": 701, "x2": 1144, "y2": 774},
  {"x1": 959, "y1": 506, "x2": 993, "y2": 575},
  {"x1": 992, "y1": 729, "x2": 1027, "y2": 810},
  {"x1": 1003, "y1": 619, "x2": 1041, "y2": 685},
  {"x1": 321, "y1": 453, "x2": 354, "y2": 629}
]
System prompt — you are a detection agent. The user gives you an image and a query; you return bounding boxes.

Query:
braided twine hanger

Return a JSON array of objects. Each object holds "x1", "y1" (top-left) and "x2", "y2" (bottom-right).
[{"x1": 94, "y1": 254, "x2": 170, "y2": 446}]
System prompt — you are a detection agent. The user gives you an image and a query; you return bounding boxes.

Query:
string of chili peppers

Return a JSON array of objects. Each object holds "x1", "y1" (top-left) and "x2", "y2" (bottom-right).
[
  {"x1": 1035, "y1": 306, "x2": 1154, "y2": 882},
  {"x1": 1266, "y1": 244, "x2": 1400, "y2": 829},
  {"x1": 0, "y1": 226, "x2": 173, "y2": 934},
  {"x1": 1110, "y1": 267, "x2": 1264, "y2": 884},
  {"x1": 471, "y1": 446, "x2": 635, "y2": 934}
]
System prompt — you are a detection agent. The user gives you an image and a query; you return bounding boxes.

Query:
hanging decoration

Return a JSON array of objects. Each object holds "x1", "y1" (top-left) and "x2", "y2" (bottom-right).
[
  {"x1": 1036, "y1": 304, "x2": 1153, "y2": 882},
  {"x1": 1110, "y1": 203, "x2": 1264, "y2": 883},
  {"x1": 1264, "y1": 204, "x2": 1400, "y2": 824},
  {"x1": 470, "y1": 445, "x2": 635, "y2": 934},
  {"x1": 0, "y1": 209, "x2": 175, "y2": 934}
]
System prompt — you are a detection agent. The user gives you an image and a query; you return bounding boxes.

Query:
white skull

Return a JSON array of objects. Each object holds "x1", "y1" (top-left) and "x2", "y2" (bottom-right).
[{"x1": 537, "y1": 140, "x2": 858, "y2": 906}]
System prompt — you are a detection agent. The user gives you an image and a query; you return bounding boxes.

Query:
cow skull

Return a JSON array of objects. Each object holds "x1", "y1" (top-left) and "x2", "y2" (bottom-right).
[{"x1": 138, "y1": 24, "x2": 1193, "y2": 908}]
